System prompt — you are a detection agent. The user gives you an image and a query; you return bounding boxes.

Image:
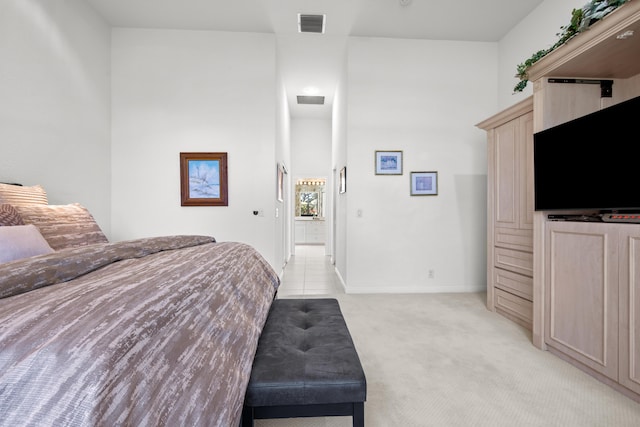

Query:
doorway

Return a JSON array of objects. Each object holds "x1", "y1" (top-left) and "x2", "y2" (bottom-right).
[{"x1": 293, "y1": 178, "x2": 327, "y2": 254}]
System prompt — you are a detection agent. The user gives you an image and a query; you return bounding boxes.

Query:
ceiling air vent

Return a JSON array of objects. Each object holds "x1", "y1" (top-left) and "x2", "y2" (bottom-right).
[
  {"x1": 298, "y1": 14, "x2": 326, "y2": 34},
  {"x1": 297, "y1": 96, "x2": 325, "y2": 105}
]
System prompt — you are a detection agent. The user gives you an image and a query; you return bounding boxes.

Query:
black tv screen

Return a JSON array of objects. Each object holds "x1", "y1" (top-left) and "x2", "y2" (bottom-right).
[{"x1": 533, "y1": 95, "x2": 640, "y2": 211}]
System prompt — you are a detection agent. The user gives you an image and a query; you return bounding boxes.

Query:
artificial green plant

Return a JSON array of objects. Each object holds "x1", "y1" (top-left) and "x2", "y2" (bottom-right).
[{"x1": 514, "y1": 0, "x2": 631, "y2": 93}]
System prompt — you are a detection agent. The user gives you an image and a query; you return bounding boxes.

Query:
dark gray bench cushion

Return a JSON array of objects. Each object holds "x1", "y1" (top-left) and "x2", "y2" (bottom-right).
[{"x1": 244, "y1": 298, "x2": 367, "y2": 407}]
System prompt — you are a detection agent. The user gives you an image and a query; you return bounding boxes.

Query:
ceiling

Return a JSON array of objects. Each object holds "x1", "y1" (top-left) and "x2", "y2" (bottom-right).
[{"x1": 86, "y1": 0, "x2": 544, "y2": 118}]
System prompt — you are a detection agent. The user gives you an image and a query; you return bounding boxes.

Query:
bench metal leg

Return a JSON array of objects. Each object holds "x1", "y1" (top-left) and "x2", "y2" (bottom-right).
[
  {"x1": 353, "y1": 402, "x2": 364, "y2": 427},
  {"x1": 243, "y1": 402, "x2": 365, "y2": 426},
  {"x1": 240, "y1": 406, "x2": 254, "y2": 427}
]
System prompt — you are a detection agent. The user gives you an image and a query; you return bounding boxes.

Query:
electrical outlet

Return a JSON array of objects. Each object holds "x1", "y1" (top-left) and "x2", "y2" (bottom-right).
[{"x1": 428, "y1": 269, "x2": 434, "y2": 279}]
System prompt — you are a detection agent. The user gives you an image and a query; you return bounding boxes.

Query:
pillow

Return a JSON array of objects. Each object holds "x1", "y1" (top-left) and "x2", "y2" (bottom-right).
[
  {"x1": 0, "y1": 224, "x2": 54, "y2": 263},
  {"x1": 13, "y1": 203, "x2": 108, "y2": 250},
  {"x1": 0, "y1": 204, "x2": 24, "y2": 226},
  {"x1": 0, "y1": 183, "x2": 48, "y2": 206}
]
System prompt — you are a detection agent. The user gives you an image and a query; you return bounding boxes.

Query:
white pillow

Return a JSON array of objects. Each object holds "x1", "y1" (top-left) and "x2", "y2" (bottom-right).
[{"x1": 0, "y1": 224, "x2": 54, "y2": 263}]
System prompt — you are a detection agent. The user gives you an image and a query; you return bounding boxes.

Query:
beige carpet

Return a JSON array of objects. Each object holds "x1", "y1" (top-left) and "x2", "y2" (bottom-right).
[{"x1": 257, "y1": 292, "x2": 640, "y2": 427}]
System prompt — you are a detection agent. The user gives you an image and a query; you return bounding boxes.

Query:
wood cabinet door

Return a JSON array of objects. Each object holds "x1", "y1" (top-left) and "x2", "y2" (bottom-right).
[
  {"x1": 493, "y1": 112, "x2": 533, "y2": 252},
  {"x1": 519, "y1": 112, "x2": 534, "y2": 230},
  {"x1": 619, "y1": 226, "x2": 640, "y2": 394},
  {"x1": 493, "y1": 119, "x2": 519, "y2": 229},
  {"x1": 545, "y1": 222, "x2": 619, "y2": 380}
]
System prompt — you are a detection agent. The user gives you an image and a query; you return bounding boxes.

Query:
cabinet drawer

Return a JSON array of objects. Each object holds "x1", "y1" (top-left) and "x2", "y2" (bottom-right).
[
  {"x1": 495, "y1": 226, "x2": 533, "y2": 251},
  {"x1": 306, "y1": 232, "x2": 324, "y2": 244},
  {"x1": 306, "y1": 222, "x2": 325, "y2": 243},
  {"x1": 494, "y1": 288, "x2": 533, "y2": 330},
  {"x1": 494, "y1": 268, "x2": 533, "y2": 301},
  {"x1": 306, "y1": 222, "x2": 325, "y2": 233},
  {"x1": 494, "y1": 247, "x2": 533, "y2": 277}
]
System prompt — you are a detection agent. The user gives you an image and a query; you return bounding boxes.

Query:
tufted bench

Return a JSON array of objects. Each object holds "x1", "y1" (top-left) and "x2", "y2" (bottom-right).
[{"x1": 241, "y1": 298, "x2": 367, "y2": 427}]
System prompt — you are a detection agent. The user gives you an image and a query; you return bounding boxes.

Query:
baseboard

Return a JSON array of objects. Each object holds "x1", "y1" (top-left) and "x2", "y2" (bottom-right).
[
  {"x1": 334, "y1": 266, "x2": 347, "y2": 292},
  {"x1": 345, "y1": 284, "x2": 486, "y2": 294},
  {"x1": 332, "y1": 265, "x2": 485, "y2": 294},
  {"x1": 332, "y1": 278, "x2": 484, "y2": 294}
]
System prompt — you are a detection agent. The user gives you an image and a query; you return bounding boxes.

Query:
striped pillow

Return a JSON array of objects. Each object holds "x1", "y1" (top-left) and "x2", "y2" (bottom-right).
[
  {"x1": 0, "y1": 204, "x2": 24, "y2": 226},
  {"x1": 0, "y1": 183, "x2": 48, "y2": 206},
  {"x1": 13, "y1": 203, "x2": 108, "y2": 250}
]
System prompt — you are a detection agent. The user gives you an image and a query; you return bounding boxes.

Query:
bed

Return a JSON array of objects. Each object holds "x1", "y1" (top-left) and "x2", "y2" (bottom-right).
[{"x1": 0, "y1": 183, "x2": 280, "y2": 426}]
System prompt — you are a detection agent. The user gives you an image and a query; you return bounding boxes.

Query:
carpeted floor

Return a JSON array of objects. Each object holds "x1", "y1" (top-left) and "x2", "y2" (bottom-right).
[{"x1": 258, "y1": 292, "x2": 640, "y2": 427}]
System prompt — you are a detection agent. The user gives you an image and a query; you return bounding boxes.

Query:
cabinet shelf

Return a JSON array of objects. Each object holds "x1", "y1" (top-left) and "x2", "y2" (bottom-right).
[{"x1": 527, "y1": 0, "x2": 640, "y2": 82}]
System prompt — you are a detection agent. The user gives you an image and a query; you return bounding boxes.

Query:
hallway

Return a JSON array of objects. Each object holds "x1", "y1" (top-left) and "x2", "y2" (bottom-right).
[{"x1": 277, "y1": 245, "x2": 345, "y2": 297}]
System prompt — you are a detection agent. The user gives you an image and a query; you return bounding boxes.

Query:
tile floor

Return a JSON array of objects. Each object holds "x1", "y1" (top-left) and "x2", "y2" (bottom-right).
[{"x1": 277, "y1": 245, "x2": 345, "y2": 297}]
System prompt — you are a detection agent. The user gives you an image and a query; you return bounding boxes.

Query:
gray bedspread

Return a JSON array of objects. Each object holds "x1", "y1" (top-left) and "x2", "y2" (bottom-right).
[{"x1": 0, "y1": 236, "x2": 279, "y2": 427}]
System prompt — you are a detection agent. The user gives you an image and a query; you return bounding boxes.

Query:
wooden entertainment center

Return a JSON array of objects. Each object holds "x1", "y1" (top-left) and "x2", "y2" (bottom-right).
[{"x1": 478, "y1": 1, "x2": 640, "y2": 402}]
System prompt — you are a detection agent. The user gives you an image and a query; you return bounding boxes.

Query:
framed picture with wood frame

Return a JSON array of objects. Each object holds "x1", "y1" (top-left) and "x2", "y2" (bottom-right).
[
  {"x1": 339, "y1": 166, "x2": 347, "y2": 194},
  {"x1": 277, "y1": 163, "x2": 284, "y2": 202},
  {"x1": 410, "y1": 171, "x2": 438, "y2": 196},
  {"x1": 375, "y1": 150, "x2": 403, "y2": 175},
  {"x1": 180, "y1": 152, "x2": 228, "y2": 206}
]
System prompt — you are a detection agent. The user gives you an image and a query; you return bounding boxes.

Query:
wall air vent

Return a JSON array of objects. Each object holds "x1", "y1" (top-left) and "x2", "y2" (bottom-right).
[
  {"x1": 298, "y1": 14, "x2": 326, "y2": 34},
  {"x1": 297, "y1": 95, "x2": 325, "y2": 105}
]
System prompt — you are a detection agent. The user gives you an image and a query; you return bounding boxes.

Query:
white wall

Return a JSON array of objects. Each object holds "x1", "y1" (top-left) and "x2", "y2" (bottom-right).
[
  {"x1": 335, "y1": 0, "x2": 589, "y2": 292},
  {"x1": 275, "y1": 63, "x2": 292, "y2": 273},
  {"x1": 0, "y1": 0, "x2": 111, "y2": 234},
  {"x1": 332, "y1": 56, "x2": 349, "y2": 282},
  {"x1": 498, "y1": 0, "x2": 587, "y2": 108},
  {"x1": 343, "y1": 37, "x2": 495, "y2": 293},
  {"x1": 291, "y1": 119, "x2": 332, "y2": 178},
  {"x1": 111, "y1": 29, "x2": 279, "y2": 268}
]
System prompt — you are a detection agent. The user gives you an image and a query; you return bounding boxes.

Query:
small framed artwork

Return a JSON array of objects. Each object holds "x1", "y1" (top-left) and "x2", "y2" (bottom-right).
[
  {"x1": 339, "y1": 166, "x2": 347, "y2": 194},
  {"x1": 276, "y1": 163, "x2": 284, "y2": 202},
  {"x1": 180, "y1": 152, "x2": 228, "y2": 206},
  {"x1": 375, "y1": 150, "x2": 403, "y2": 175},
  {"x1": 410, "y1": 171, "x2": 438, "y2": 196}
]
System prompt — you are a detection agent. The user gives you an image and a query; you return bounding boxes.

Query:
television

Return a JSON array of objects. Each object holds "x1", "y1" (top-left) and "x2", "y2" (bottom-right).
[{"x1": 533, "y1": 95, "x2": 640, "y2": 212}]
